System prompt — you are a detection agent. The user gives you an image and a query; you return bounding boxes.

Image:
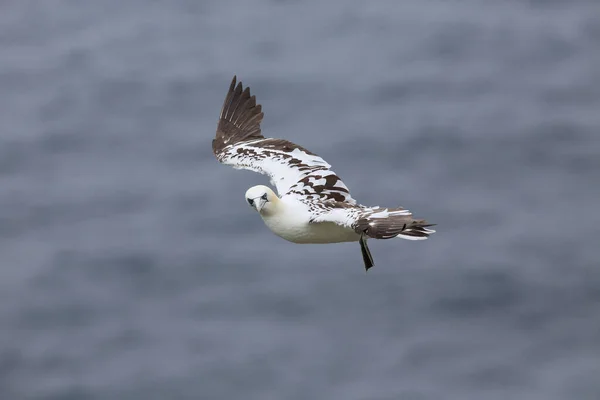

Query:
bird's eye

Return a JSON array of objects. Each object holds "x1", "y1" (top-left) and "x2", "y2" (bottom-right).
[
  {"x1": 261, "y1": 193, "x2": 268, "y2": 201},
  {"x1": 247, "y1": 198, "x2": 254, "y2": 206}
]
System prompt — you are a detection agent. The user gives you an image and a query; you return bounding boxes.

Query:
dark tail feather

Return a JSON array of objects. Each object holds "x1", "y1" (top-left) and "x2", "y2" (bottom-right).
[
  {"x1": 354, "y1": 208, "x2": 436, "y2": 241},
  {"x1": 359, "y1": 234, "x2": 375, "y2": 271},
  {"x1": 396, "y1": 220, "x2": 436, "y2": 241}
]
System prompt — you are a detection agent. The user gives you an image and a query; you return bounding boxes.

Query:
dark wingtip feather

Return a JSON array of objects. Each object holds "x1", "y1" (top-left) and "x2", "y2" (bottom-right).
[{"x1": 213, "y1": 76, "x2": 265, "y2": 156}]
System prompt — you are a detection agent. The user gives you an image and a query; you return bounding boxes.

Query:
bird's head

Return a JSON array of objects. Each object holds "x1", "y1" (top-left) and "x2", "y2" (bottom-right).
[{"x1": 245, "y1": 185, "x2": 279, "y2": 215}]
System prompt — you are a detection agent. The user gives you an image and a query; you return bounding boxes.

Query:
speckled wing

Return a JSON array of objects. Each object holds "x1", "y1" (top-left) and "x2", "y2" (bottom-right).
[{"x1": 213, "y1": 76, "x2": 357, "y2": 204}]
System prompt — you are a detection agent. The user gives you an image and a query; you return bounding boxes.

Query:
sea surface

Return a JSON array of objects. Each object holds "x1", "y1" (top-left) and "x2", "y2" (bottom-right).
[{"x1": 1, "y1": 1, "x2": 599, "y2": 399}]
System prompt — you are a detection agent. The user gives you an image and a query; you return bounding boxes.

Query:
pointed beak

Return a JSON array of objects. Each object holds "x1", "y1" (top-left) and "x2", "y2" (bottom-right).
[{"x1": 254, "y1": 197, "x2": 267, "y2": 212}]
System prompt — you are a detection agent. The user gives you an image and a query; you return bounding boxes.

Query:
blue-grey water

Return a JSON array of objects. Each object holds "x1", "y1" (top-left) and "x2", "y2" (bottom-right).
[{"x1": 1, "y1": 1, "x2": 599, "y2": 399}]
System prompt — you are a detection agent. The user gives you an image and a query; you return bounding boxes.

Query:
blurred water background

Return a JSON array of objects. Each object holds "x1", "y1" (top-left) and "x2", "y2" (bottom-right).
[{"x1": 1, "y1": 1, "x2": 599, "y2": 399}]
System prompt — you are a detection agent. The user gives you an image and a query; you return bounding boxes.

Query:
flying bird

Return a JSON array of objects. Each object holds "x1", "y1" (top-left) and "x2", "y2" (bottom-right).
[{"x1": 212, "y1": 76, "x2": 435, "y2": 271}]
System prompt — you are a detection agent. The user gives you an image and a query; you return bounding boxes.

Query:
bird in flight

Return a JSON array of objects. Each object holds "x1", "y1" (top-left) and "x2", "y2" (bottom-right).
[{"x1": 212, "y1": 76, "x2": 435, "y2": 271}]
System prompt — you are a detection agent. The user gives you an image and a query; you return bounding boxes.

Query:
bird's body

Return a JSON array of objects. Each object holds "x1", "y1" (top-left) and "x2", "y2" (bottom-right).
[
  {"x1": 213, "y1": 76, "x2": 435, "y2": 270},
  {"x1": 258, "y1": 193, "x2": 360, "y2": 244}
]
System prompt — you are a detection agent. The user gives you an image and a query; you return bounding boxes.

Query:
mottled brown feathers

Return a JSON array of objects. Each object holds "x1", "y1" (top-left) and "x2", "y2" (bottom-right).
[
  {"x1": 213, "y1": 75, "x2": 356, "y2": 204},
  {"x1": 213, "y1": 77, "x2": 319, "y2": 158},
  {"x1": 254, "y1": 138, "x2": 317, "y2": 156}
]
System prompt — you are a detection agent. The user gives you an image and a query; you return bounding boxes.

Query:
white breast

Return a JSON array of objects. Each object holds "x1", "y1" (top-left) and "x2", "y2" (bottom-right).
[{"x1": 260, "y1": 198, "x2": 359, "y2": 244}]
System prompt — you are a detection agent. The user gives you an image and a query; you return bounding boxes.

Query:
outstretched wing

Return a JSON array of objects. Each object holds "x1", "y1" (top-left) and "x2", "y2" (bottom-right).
[{"x1": 213, "y1": 76, "x2": 356, "y2": 204}]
